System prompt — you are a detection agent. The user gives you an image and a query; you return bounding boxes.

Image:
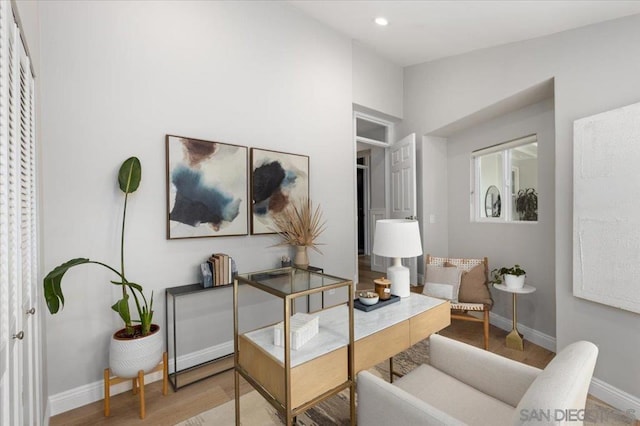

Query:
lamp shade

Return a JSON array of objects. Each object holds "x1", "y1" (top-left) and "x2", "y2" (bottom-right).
[{"x1": 372, "y1": 219, "x2": 422, "y2": 258}]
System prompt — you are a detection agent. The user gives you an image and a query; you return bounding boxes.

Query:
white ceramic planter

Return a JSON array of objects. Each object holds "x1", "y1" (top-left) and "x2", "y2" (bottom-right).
[
  {"x1": 504, "y1": 274, "x2": 525, "y2": 289},
  {"x1": 109, "y1": 324, "x2": 163, "y2": 378}
]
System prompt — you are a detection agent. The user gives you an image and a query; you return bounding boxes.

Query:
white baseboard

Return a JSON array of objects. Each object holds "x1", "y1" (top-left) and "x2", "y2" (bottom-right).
[
  {"x1": 48, "y1": 340, "x2": 233, "y2": 416},
  {"x1": 43, "y1": 401, "x2": 50, "y2": 426},
  {"x1": 489, "y1": 312, "x2": 557, "y2": 352},
  {"x1": 170, "y1": 340, "x2": 233, "y2": 373},
  {"x1": 590, "y1": 377, "x2": 640, "y2": 421}
]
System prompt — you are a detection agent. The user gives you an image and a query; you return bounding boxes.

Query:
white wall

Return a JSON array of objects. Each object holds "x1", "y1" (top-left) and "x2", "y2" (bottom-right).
[
  {"x1": 419, "y1": 136, "x2": 448, "y2": 263},
  {"x1": 402, "y1": 13, "x2": 640, "y2": 407},
  {"x1": 352, "y1": 41, "x2": 403, "y2": 119},
  {"x1": 39, "y1": 0, "x2": 353, "y2": 403},
  {"x1": 447, "y1": 98, "x2": 556, "y2": 337}
]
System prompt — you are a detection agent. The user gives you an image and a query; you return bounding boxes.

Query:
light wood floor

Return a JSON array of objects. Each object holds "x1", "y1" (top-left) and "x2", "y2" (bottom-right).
[{"x1": 48, "y1": 257, "x2": 606, "y2": 425}]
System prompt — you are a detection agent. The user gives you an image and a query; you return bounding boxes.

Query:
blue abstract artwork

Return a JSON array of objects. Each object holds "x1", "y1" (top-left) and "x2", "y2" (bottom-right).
[
  {"x1": 250, "y1": 148, "x2": 309, "y2": 234},
  {"x1": 166, "y1": 135, "x2": 248, "y2": 238}
]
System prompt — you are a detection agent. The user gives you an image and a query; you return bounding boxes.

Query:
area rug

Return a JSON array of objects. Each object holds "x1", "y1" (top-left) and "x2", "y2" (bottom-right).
[
  {"x1": 175, "y1": 340, "x2": 428, "y2": 426},
  {"x1": 176, "y1": 339, "x2": 636, "y2": 426}
]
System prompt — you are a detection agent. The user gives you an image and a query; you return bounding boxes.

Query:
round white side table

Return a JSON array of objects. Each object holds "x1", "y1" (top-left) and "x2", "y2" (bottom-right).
[{"x1": 493, "y1": 283, "x2": 536, "y2": 351}]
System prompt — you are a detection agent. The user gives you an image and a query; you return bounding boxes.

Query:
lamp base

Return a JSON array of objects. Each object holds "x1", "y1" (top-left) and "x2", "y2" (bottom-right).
[{"x1": 388, "y1": 258, "x2": 410, "y2": 298}]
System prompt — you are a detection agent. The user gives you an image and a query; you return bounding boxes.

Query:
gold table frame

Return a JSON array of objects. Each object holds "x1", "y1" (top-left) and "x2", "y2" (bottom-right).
[
  {"x1": 493, "y1": 283, "x2": 536, "y2": 350},
  {"x1": 233, "y1": 267, "x2": 355, "y2": 426}
]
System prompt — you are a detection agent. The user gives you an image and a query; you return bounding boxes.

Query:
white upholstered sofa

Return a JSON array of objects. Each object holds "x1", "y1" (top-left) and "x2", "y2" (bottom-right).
[{"x1": 357, "y1": 334, "x2": 598, "y2": 426}]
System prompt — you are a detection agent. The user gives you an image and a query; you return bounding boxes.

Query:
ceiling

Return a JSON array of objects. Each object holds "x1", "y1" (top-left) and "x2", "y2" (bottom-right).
[{"x1": 288, "y1": 1, "x2": 640, "y2": 66}]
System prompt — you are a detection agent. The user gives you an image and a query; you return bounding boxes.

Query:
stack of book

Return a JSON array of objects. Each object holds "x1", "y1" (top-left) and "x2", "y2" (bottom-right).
[{"x1": 201, "y1": 253, "x2": 236, "y2": 288}]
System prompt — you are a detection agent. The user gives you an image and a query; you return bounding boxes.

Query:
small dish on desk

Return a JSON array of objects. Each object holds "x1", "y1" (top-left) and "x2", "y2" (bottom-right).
[{"x1": 358, "y1": 291, "x2": 379, "y2": 306}]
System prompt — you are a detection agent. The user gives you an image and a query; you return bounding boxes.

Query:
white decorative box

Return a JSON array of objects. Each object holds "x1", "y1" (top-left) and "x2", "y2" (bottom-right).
[{"x1": 273, "y1": 313, "x2": 319, "y2": 350}]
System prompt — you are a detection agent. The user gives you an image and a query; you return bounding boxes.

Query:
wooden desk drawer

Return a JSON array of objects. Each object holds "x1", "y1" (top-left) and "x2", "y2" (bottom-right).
[
  {"x1": 238, "y1": 335, "x2": 347, "y2": 410},
  {"x1": 354, "y1": 320, "x2": 410, "y2": 373},
  {"x1": 409, "y1": 301, "x2": 451, "y2": 345}
]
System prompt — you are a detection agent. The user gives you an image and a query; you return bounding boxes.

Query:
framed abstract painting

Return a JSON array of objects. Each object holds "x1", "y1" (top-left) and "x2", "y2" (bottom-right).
[
  {"x1": 166, "y1": 135, "x2": 248, "y2": 239},
  {"x1": 250, "y1": 148, "x2": 309, "y2": 235}
]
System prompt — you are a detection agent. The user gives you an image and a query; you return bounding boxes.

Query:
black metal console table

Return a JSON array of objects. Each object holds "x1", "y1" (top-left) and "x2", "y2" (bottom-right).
[
  {"x1": 165, "y1": 283, "x2": 235, "y2": 391},
  {"x1": 165, "y1": 266, "x2": 324, "y2": 391}
]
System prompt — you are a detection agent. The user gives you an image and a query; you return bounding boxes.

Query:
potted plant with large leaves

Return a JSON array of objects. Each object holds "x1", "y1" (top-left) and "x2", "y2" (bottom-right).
[
  {"x1": 515, "y1": 188, "x2": 538, "y2": 221},
  {"x1": 43, "y1": 157, "x2": 162, "y2": 378}
]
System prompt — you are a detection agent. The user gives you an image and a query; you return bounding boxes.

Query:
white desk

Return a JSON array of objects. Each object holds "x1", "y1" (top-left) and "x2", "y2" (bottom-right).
[
  {"x1": 238, "y1": 294, "x2": 450, "y2": 418},
  {"x1": 493, "y1": 283, "x2": 536, "y2": 350},
  {"x1": 242, "y1": 294, "x2": 448, "y2": 368}
]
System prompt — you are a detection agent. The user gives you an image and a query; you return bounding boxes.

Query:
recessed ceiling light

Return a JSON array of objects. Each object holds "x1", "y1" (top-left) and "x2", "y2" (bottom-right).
[{"x1": 374, "y1": 17, "x2": 388, "y2": 26}]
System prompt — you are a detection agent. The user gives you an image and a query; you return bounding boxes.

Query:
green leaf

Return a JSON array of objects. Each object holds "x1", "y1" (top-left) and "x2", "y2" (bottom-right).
[
  {"x1": 118, "y1": 157, "x2": 141, "y2": 194},
  {"x1": 125, "y1": 282, "x2": 143, "y2": 292},
  {"x1": 111, "y1": 294, "x2": 131, "y2": 325},
  {"x1": 43, "y1": 258, "x2": 90, "y2": 314},
  {"x1": 109, "y1": 280, "x2": 141, "y2": 293}
]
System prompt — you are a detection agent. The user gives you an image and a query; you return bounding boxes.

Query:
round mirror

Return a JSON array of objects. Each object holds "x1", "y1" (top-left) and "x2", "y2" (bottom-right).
[{"x1": 485, "y1": 185, "x2": 501, "y2": 217}]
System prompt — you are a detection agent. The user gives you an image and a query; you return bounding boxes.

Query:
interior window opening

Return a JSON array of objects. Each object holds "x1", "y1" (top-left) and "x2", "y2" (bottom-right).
[{"x1": 472, "y1": 134, "x2": 538, "y2": 222}]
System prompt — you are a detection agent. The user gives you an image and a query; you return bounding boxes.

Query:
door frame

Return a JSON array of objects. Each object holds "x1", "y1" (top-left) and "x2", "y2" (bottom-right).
[
  {"x1": 356, "y1": 156, "x2": 370, "y2": 256},
  {"x1": 353, "y1": 111, "x2": 394, "y2": 285}
]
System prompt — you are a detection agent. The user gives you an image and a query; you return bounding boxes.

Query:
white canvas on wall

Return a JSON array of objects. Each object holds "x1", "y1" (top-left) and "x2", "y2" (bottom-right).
[{"x1": 573, "y1": 101, "x2": 640, "y2": 314}]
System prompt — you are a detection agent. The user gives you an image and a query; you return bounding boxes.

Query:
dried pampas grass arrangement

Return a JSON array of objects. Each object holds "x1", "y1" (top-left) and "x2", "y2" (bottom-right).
[{"x1": 269, "y1": 198, "x2": 326, "y2": 253}]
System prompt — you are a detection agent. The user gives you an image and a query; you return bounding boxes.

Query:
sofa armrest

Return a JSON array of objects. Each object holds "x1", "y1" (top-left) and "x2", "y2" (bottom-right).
[
  {"x1": 357, "y1": 371, "x2": 465, "y2": 426},
  {"x1": 429, "y1": 334, "x2": 541, "y2": 407},
  {"x1": 515, "y1": 340, "x2": 598, "y2": 422}
]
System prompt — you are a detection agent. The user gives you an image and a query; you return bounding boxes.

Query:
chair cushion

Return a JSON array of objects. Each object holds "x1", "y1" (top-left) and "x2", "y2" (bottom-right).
[
  {"x1": 445, "y1": 262, "x2": 493, "y2": 307},
  {"x1": 394, "y1": 364, "x2": 515, "y2": 426},
  {"x1": 424, "y1": 265, "x2": 462, "y2": 302}
]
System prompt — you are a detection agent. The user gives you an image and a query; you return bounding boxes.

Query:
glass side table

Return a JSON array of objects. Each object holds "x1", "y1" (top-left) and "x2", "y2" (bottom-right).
[{"x1": 233, "y1": 267, "x2": 355, "y2": 426}]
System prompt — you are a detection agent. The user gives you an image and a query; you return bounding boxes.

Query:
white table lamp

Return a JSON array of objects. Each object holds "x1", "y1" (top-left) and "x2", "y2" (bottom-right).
[{"x1": 372, "y1": 219, "x2": 423, "y2": 298}]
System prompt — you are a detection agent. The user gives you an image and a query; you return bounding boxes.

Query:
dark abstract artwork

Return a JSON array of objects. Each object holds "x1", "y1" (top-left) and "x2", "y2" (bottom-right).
[
  {"x1": 250, "y1": 148, "x2": 309, "y2": 234},
  {"x1": 166, "y1": 135, "x2": 248, "y2": 239}
]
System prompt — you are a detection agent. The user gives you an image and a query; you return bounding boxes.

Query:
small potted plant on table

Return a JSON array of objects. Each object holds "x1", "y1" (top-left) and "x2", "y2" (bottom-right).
[{"x1": 490, "y1": 264, "x2": 526, "y2": 289}]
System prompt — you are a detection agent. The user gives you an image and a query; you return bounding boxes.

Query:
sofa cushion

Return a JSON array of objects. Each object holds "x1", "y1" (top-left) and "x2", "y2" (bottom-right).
[
  {"x1": 429, "y1": 333, "x2": 541, "y2": 407},
  {"x1": 444, "y1": 262, "x2": 493, "y2": 306},
  {"x1": 394, "y1": 364, "x2": 515, "y2": 426},
  {"x1": 357, "y1": 371, "x2": 464, "y2": 426},
  {"x1": 423, "y1": 265, "x2": 462, "y2": 302}
]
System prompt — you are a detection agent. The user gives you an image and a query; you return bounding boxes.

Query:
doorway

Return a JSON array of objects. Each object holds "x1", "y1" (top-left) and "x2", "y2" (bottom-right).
[
  {"x1": 353, "y1": 112, "x2": 393, "y2": 287},
  {"x1": 356, "y1": 156, "x2": 368, "y2": 256}
]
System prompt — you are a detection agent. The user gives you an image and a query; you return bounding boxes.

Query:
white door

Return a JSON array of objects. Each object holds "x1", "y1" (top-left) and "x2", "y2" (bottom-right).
[
  {"x1": 389, "y1": 133, "x2": 419, "y2": 284},
  {"x1": 370, "y1": 133, "x2": 419, "y2": 277}
]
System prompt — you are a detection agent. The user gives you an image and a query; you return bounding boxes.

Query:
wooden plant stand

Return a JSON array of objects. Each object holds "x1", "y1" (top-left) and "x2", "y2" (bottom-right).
[{"x1": 104, "y1": 352, "x2": 168, "y2": 419}]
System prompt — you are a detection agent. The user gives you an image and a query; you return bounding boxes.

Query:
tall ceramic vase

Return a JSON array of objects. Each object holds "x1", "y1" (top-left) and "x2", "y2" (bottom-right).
[{"x1": 294, "y1": 246, "x2": 309, "y2": 269}]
